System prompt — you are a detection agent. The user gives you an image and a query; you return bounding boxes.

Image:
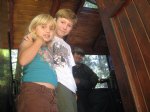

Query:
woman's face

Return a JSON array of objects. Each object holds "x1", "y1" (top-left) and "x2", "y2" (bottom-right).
[{"x1": 34, "y1": 23, "x2": 55, "y2": 42}]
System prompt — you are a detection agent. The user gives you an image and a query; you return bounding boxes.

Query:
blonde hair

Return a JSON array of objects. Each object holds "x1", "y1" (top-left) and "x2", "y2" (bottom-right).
[
  {"x1": 55, "y1": 9, "x2": 77, "y2": 25},
  {"x1": 28, "y1": 14, "x2": 56, "y2": 39}
]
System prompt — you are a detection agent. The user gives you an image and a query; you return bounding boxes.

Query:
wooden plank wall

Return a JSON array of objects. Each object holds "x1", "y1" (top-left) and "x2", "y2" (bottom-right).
[
  {"x1": 96, "y1": 0, "x2": 150, "y2": 112},
  {"x1": 0, "y1": 0, "x2": 9, "y2": 48},
  {"x1": 12, "y1": 0, "x2": 54, "y2": 48}
]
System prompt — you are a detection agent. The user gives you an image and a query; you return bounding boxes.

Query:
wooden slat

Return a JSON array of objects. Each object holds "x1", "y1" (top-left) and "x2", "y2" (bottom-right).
[
  {"x1": 0, "y1": 0, "x2": 9, "y2": 48},
  {"x1": 12, "y1": 0, "x2": 53, "y2": 49},
  {"x1": 96, "y1": 0, "x2": 150, "y2": 111}
]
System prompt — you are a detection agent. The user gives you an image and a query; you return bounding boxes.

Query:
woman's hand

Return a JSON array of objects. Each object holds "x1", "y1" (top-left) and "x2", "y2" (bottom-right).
[{"x1": 25, "y1": 33, "x2": 46, "y2": 45}]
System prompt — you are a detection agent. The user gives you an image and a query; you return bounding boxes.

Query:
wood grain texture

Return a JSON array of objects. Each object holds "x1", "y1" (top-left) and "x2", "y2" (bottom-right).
[{"x1": 96, "y1": 0, "x2": 150, "y2": 111}]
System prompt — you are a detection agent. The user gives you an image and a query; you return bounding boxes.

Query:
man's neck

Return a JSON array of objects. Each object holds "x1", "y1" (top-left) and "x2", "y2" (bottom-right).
[
  {"x1": 75, "y1": 62, "x2": 82, "y2": 66},
  {"x1": 55, "y1": 33, "x2": 64, "y2": 39}
]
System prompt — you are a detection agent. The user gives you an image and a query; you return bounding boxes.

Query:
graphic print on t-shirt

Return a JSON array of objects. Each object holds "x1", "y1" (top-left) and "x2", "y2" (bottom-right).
[{"x1": 53, "y1": 42, "x2": 69, "y2": 67}]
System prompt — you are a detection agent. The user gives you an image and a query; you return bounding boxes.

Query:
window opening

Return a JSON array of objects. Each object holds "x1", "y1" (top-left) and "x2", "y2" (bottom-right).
[
  {"x1": 11, "y1": 49, "x2": 18, "y2": 78},
  {"x1": 83, "y1": 0, "x2": 98, "y2": 9},
  {"x1": 83, "y1": 55, "x2": 110, "y2": 88}
]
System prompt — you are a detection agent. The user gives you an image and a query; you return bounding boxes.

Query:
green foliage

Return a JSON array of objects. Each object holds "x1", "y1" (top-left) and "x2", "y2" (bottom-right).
[
  {"x1": 83, "y1": 55, "x2": 110, "y2": 88},
  {"x1": 0, "y1": 49, "x2": 11, "y2": 91}
]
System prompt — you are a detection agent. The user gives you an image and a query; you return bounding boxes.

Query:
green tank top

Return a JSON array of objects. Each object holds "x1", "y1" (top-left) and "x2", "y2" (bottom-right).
[{"x1": 22, "y1": 47, "x2": 57, "y2": 87}]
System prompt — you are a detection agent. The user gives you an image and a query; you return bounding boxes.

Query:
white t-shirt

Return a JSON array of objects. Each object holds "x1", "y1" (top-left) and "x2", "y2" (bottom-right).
[{"x1": 50, "y1": 36, "x2": 77, "y2": 93}]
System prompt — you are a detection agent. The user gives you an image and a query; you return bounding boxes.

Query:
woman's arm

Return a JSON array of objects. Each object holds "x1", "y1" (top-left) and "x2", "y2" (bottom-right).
[{"x1": 18, "y1": 35, "x2": 44, "y2": 66}]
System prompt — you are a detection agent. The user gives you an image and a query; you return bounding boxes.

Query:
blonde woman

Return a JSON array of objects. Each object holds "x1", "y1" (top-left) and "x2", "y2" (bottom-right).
[{"x1": 17, "y1": 14, "x2": 58, "y2": 112}]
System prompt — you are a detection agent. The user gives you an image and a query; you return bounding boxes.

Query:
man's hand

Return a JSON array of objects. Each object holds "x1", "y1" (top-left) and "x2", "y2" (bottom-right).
[{"x1": 75, "y1": 78, "x2": 80, "y2": 85}]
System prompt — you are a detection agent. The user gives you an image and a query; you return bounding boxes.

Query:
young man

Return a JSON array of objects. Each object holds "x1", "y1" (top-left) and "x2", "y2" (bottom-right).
[
  {"x1": 50, "y1": 9, "x2": 78, "y2": 112},
  {"x1": 72, "y1": 47, "x2": 99, "y2": 112}
]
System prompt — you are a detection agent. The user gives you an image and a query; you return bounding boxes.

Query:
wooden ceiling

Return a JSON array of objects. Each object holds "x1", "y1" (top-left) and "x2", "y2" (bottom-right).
[{"x1": 0, "y1": 0, "x2": 109, "y2": 55}]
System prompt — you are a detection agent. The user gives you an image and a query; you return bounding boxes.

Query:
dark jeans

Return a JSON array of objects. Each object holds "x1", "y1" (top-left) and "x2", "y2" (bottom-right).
[
  {"x1": 16, "y1": 82, "x2": 58, "y2": 112},
  {"x1": 77, "y1": 91, "x2": 91, "y2": 112}
]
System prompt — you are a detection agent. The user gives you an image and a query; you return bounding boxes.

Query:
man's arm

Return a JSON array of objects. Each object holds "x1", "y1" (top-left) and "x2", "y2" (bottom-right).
[
  {"x1": 83, "y1": 64, "x2": 99, "y2": 88},
  {"x1": 73, "y1": 64, "x2": 99, "y2": 90}
]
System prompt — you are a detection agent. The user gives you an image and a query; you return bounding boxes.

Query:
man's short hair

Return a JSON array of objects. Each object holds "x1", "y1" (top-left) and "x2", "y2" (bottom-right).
[
  {"x1": 72, "y1": 47, "x2": 85, "y2": 56},
  {"x1": 55, "y1": 8, "x2": 77, "y2": 25}
]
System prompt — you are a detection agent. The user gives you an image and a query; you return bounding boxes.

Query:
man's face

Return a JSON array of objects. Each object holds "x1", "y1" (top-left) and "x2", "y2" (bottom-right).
[
  {"x1": 73, "y1": 53, "x2": 84, "y2": 64},
  {"x1": 55, "y1": 17, "x2": 73, "y2": 38}
]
